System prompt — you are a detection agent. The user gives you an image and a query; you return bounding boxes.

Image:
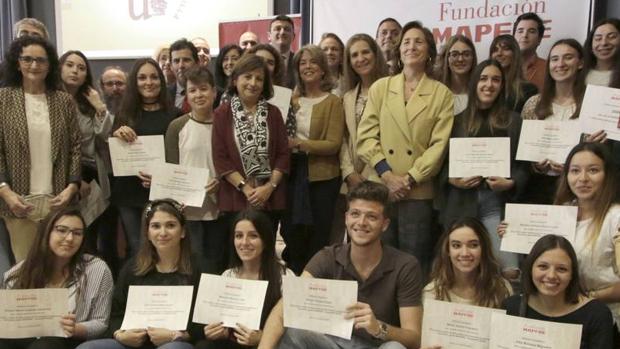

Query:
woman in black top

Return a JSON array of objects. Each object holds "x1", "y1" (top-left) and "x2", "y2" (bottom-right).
[
  {"x1": 502, "y1": 235, "x2": 614, "y2": 349},
  {"x1": 110, "y1": 58, "x2": 175, "y2": 258}
]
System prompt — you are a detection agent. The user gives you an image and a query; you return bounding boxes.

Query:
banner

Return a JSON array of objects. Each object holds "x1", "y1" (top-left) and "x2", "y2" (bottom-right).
[{"x1": 311, "y1": 0, "x2": 591, "y2": 59}]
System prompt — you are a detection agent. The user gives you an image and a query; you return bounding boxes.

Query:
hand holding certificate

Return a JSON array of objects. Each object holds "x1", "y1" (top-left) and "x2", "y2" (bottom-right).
[
  {"x1": 516, "y1": 120, "x2": 581, "y2": 164},
  {"x1": 449, "y1": 138, "x2": 511, "y2": 178},
  {"x1": 282, "y1": 276, "x2": 357, "y2": 339},
  {"x1": 193, "y1": 274, "x2": 268, "y2": 330},
  {"x1": 120, "y1": 286, "x2": 193, "y2": 330},
  {"x1": 500, "y1": 204, "x2": 578, "y2": 254},
  {"x1": 109, "y1": 135, "x2": 165, "y2": 177},
  {"x1": 0, "y1": 288, "x2": 68, "y2": 338},
  {"x1": 149, "y1": 163, "x2": 210, "y2": 207},
  {"x1": 579, "y1": 85, "x2": 620, "y2": 141},
  {"x1": 489, "y1": 313, "x2": 582, "y2": 349},
  {"x1": 421, "y1": 299, "x2": 505, "y2": 349}
]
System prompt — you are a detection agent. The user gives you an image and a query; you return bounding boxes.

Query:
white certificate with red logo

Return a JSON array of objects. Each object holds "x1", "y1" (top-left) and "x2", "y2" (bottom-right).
[
  {"x1": 282, "y1": 276, "x2": 357, "y2": 339},
  {"x1": 121, "y1": 286, "x2": 193, "y2": 330},
  {"x1": 516, "y1": 120, "x2": 581, "y2": 164},
  {"x1": 108, "y1": 135, "x2": 165, "y2": 176},
  {"x1": 489, "y1": 313, "x2": 582, "y2": 349},
  {"x1": 449, "y1": 137, "x2": 511, "y2": 178},
  {"x1": 579, "y1": 84, "x2": 620, "y2": 141},
  {"x1": 501, "y1": 204, "x2": 578, "y2": 254},
  {"x1": 0, "y1": 288, "x2": 68, "y2": 338},
  {"x1": 193, "y1": 273, "x2": 268, "y2": 330},
  {"x1": 421, "y1": 299, "x2": 504, "y2": 348},
  {"x1": 149, "y1": 163, "x2": 209, "y2": 207}
]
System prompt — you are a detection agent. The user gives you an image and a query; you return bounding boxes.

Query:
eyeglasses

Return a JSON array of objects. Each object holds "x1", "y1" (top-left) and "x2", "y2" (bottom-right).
[
  {"x1": 448, "y1": 50, "x2": 473, "y2": 60},
  {"x1": 18, "y1": 56, "x2": 49, "y2": 66},
  {"x1": 103, "y1": 81, "x2": 126, "y2": 88},
  {"x1": 53, "y1": 225, "x2": 84, "y2": 238}
]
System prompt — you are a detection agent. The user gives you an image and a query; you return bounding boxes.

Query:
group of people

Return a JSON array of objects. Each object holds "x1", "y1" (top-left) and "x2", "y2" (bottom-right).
[{"x1": 0, "y1": 10, "x2": 618, "y2": 349}]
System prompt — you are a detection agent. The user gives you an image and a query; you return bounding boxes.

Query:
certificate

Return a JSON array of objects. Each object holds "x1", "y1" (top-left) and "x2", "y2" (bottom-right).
[
  {"x1": 79, "y1": 180, "x2": 108, "y2": 226},
  {"x1": 0, "y1": 288, "x2": 68, "y2": 338},
  {"x1": 579, "y1": 84, "x2": 620, "y2": 141},
  {"x1": 501, "y1": 204, "x2": 578, "y2": 254},
  {"x1": 120, "y1": 286, "x2": 193, "y2": 330},
  {"x1": 193, "y1": 274, "x2": 268, "y2": 330},
  {"x1": 449, "y1": 138, "x2": 510, "y2": 178},
  {"x1": 516, "y1": 120, "x2": 581, "y2": 163},
  {"x1": 282, "y1": 276, "x2": 357, "y2": 339},
  {"x1": 268, "y1": 85, "x2": 292, "y2": 122},
  {"x1": 489, "y1": 313, "x2": 581, "y2": 349},
  {"x1": 421, "y1": 299, "x2": 504, "y2": 349},
  {"x1": 149, "y1": 163, "x2": 209, "y2": 207},
  {"x1": 108, "y1": 135, "x2": 165, "y2": 176}
]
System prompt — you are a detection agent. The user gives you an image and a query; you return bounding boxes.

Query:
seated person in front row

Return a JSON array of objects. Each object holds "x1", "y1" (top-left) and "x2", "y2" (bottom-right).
[
  {"x1": 0, "y1": 208, "x2": 113, "y2": 349},
  {"x1": 258, "y1": 181, "x2": 423, "y2": 349}
]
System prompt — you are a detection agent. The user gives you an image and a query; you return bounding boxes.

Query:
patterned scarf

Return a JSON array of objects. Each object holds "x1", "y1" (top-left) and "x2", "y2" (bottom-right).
[{"x1": 231, "y1": 95, "x2": 271, "y2": 179}]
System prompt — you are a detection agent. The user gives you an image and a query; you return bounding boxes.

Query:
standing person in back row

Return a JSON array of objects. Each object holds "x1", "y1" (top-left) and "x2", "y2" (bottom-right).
[
  {"x1": 268, "y1": 15, "x2": 296, "y2": 89},
  {"x1": 513, "y1": 12, "x2": 547, "y2": 91},
  {"x1": 357, "y1": 21, "x2": 454, "y2": 276}
]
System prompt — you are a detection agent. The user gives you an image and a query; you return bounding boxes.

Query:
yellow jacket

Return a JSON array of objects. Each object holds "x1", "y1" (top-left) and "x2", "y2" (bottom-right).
[{"x1": 357, "y1": 73, "x2": 453, "y2": 199}]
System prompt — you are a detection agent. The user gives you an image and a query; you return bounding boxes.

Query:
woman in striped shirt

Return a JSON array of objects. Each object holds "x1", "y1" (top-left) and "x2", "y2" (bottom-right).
[{"x1": 0, "y1": 207, "x2": 114, "y2": 349}]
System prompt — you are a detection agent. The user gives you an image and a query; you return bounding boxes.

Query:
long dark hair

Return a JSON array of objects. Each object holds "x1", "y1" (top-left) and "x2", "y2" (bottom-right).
[
  {"x1": 5, "y1": 207, "x2": 90, "y2": 289},
  {"x1": 60, "y1": 50, "x2": 95, "y2": 116},
  {"x1": 429, "y1": 217, "x2": 510, "y2": 308},
  {"x1": 2, "y1": 36, "x2": 60, "y2": 91},
  {"x1": 521, "y1": 235, "x2": 584, "y2": 307},
  {"x1": 229, "y1": 209, "x2": 285, "y2": 327},
  {"x1": 215, "y1": 44, "x2": 243, "y2": 90},
  {"x1": 489, "y1": 35, "x2": 527, "y2": 109},
  {"x1": 583, "y1": 18, "x2": 620, "y2": 70},
  {"x1": 461, "y1": 59, "x2": 511, "y2": 135},
  {"x1": 114, "y1": 58, "x2": 171, "y2": 129},
  {"x1": 534, "y1": 39, "x2": 586, "y2": 120}
]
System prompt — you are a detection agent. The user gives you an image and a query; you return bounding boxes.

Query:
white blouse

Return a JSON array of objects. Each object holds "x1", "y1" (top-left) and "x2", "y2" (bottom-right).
[{"x1": 24, "y1": 93, "x2": 53, "y2": 195}]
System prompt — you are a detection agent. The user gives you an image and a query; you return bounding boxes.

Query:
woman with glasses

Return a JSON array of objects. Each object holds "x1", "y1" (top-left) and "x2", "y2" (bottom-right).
[
  {"x1": 0, "y1": 208, "x2": 113, "y2": 349},
  {"x1": 0, "y1": 36, "x2": 81, "y2": 264},
  {"x1": 435, "y1": 35, "x2": 478, "y2": 115},
  {"x1": 76, "y1": 200, "x2": 200, "y2": 349}
]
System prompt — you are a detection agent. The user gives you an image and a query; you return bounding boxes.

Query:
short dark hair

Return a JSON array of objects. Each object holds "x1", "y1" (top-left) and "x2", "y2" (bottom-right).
[
  {"x1": 394, "y1": 21, "x2": 437, "y2": 76},
  {"x1": 375, "y1": 17, "x2": 402, "y2": 38},
  {"x1": 2, "y1": 36, "x2": 60, "y2": 91},
  {"x1": 183, "y1": 65, "x2": 215, "y2": 89},
  {"x1": 226, "y1": 54, "x2": 274, "y2": 100},
  {"x1": 512, "y1": 12, "x2": 545, "y2": 38},
  {"x1": 346, "y1": 181, "x2": 390, "y2": 216},
  {"x1": 270, "y1": 15, "x2": 294, "y2": 31},
  {"x1": 169, "y1": 38, "x2": 198, "y2": 63},
  {"x1": 521, "y1": 235, "x2": 584, "y2": 304}
]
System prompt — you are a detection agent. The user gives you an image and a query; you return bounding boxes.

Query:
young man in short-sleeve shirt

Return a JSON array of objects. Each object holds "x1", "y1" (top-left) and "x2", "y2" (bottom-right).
[{"x1": 258, "y1": 182, "x2": 423, "y2": 349}]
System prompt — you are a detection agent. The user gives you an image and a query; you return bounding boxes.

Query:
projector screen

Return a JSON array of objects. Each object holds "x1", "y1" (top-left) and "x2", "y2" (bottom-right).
[
  {"x1": 55, "y1": 0, "x2": 273, "y2": 59},
  {"x1": 311, "y1": 0, "x2": 592, "y2": 59}
]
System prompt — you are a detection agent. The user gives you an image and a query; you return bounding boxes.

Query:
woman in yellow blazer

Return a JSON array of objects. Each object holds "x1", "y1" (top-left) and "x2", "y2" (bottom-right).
[
  {"x1": 281, "y1": 45, "x2": 345, "y2": 274},
  {"x1": 357, "y1": 21, "x2": 454, "y2": 275}
]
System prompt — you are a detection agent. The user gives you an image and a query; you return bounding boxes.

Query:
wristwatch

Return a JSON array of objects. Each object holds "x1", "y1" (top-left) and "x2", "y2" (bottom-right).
[
  {"x1": 373, "y1": 321, "x2": 388, "y2": 340},
  {"x1": 236, "y1": 180, "x2": 246, "y2": 192}
]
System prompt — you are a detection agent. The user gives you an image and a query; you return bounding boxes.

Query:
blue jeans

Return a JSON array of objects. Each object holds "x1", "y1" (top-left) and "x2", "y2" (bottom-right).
[
  {"x1": 382, "y1": 199, "x2": 433, "y2": 276},
  {"x1": 477, "y1": 188, "x2": 518, "y2": 272},
  {"x1": 75, "y1": 338, "x2": 193, "y2": 349},
  {"x1": 0, "y1": 219, "x2": 12, "y2": 275},
  {"x1": 186, "y1": 218, "x2": 229, "y2": 274},
  {"x1": 118, "y1": 206, "x2": 143, "y2": 258},
  {"x1": 278, "y1": 328, "x2": 406, "y2": 349}
]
